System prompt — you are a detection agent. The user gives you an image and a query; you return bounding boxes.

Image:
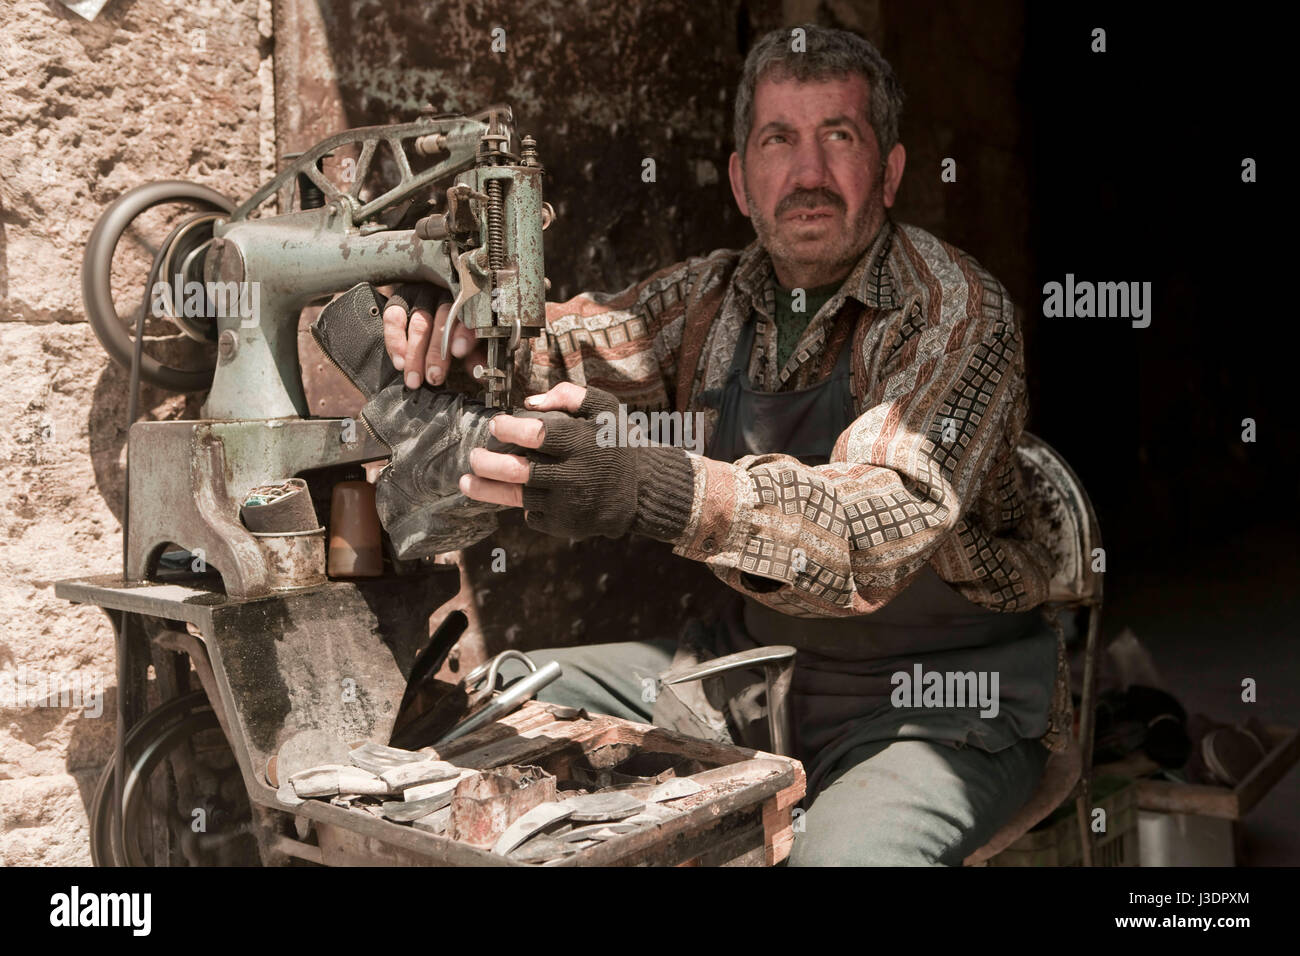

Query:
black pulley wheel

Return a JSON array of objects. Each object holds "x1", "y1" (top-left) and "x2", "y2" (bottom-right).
[
  {"x1": 89, "y1": 690, "x2": 258, "y2": 867},
  {"x1": 82, "y1": 181, "x2": 236, "y2": 393}
]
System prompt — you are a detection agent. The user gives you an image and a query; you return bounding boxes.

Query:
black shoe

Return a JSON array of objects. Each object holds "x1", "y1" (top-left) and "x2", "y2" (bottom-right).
[{"x1": 310, "y1": 283, "x2": 509, "y2": 558}]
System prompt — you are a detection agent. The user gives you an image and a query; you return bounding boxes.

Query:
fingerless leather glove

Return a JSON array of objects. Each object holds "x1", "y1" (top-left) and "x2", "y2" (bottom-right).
[{"x1": 310, "y1": 283, "x2": 511, "y2": 558}]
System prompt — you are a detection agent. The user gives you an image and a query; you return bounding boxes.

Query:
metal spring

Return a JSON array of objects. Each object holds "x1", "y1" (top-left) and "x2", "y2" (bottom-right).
[{"x1": 486, "y1": 178, "x2": 505, "y2": 271}]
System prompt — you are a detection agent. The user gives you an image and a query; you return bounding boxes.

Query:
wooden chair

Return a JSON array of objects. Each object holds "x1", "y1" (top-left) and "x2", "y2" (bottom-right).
[{"x1": 962, "y1": 432, "x2": 1104, "y2": 866}]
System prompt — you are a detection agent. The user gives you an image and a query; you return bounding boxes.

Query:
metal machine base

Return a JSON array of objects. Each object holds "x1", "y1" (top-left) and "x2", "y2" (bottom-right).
[{"x1": 126, "y1": 418, "x2": 387, "y2": 598}]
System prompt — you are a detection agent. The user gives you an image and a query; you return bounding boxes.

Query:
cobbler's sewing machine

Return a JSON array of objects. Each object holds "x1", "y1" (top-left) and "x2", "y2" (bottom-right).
[
  {"x1": 82, "y1": 105, "x2": 551, "y2": 598},
  {"x1": 56, "y1": 107, "x2": 559, "y2": 865}
]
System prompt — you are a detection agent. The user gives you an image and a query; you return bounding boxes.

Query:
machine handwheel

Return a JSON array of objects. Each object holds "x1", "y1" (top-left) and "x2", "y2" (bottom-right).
[{"x1": 82, "y1": 181, "x2": 236, "y2": 393}]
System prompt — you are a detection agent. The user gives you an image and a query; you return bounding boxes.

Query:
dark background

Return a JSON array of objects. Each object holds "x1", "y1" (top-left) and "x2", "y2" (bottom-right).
[
  {"x1": 1019, "y1": 3, "x2": 1297, "y2": 863},
  {"x1": 1024, "y1": 4, "x2": 1295, "y2": 602},
  {"x1": 286, "y1": 0, "x2": 1295, "y2": 860}
]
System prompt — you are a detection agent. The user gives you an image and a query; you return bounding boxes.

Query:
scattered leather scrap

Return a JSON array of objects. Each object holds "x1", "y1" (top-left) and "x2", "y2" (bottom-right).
[
  {"x1": 350, "y1": 741, "x2": 436, "y2": 776},
  {"x1": 405, "y1": 769, "x2": 478, "y2": 802},
  {"x1": 622, "y1": 803, "x2": 681, "y2": 826},
  {"x1": 381, "y1": 791, "x2": 456, "y2": 823},
  {"x1": 648, "y1": 777, "x2": 705, "y2": 803},
  {"x1": 511, "y1": 836, "x2": 587, "y2": 863},
  {"x1": 563, "y1": 791, "x2": 645, "y2": 822},
  {"x1": 290, "y1": 764, "x2": 388, "y2": 798},
  {"x1": 492, "y1": 802, "x2": 575, "y2": 855},
  {"x1": 379, "y1": 759, "x2": 461, "y2": 791},
  {"x1": 560, "y1": 822, "x2": 639, "y2": 842}
]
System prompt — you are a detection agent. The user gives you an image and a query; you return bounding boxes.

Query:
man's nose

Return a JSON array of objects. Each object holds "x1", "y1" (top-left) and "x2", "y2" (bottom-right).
[{"x1": 789, "y1": 138, "x2": 830, "y2": 188}]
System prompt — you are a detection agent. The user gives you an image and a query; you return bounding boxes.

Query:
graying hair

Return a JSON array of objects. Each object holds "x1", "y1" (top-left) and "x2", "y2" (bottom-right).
[{"x1": 733, "y1": 24, "x2": 904, "y2": 159}]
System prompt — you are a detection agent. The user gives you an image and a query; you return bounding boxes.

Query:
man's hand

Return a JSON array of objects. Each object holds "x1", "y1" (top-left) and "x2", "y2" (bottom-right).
[
  {"x1": 458, "y1": 383, "x2": 697, "y2": 542},
  {"x1": 381, "y1": 283, "x2": 486, "y2": 389},
  {"x1": 458, "y1": 382, "x2": 589, "y2": 510}
]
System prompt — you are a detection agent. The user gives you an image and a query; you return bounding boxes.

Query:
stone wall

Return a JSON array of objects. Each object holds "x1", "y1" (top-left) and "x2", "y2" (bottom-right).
[{"x1": 0, "y1": 0, "x2": 270, "y2": 864}]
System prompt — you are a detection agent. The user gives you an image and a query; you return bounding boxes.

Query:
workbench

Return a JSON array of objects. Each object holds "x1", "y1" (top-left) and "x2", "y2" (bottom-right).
[{"x1": 55, "y1": 571, "x2": 805, "y2": 866}]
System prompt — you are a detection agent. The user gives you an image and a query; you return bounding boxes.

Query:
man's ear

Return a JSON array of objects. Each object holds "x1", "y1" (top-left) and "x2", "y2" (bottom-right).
[
  {"x1": 728, "y1": 151, "x2": 751, "y2": 217},
  {"x1": 882, "y1": 142, "x2": 906, "y2": 208}
]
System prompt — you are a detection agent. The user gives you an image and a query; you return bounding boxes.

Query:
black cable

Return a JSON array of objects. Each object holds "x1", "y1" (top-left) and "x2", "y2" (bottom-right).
[
  {"x1": 122, "y1": 231, "x2": 172, "y2": 574},
  {"x1": 115, "y1": 236, "x2": 166, "y2": 863}
]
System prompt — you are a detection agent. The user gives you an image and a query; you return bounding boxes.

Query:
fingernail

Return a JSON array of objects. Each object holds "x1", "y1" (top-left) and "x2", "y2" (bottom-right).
[
  {"x1": 393, "y1": 356, "x2": 405, "y2": 371},
  {"x1": 451, "y1": 337, "x2": 470, "y2": 358},
  {"x1": 405, "y1": 371, "x2": 421, "y2": 389},
  {"x1": 459, "y1": 474, "x2": 471, "y2": 494},
  {"x1": 428, "y1": 367, "x2": 443, "y2": 385},
  {"x1": 489, "y1": 418, "x2": 498, "y2": 437},
  {"x1": 524, "y1": 395, "x2": 540, "y2": 408}
]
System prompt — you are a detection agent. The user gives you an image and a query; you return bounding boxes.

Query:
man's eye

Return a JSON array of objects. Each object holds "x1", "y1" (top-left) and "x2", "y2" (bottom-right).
[
  {"x1": 765, "y1": 134, "x2": 789, "y2": 146},
  {"x1": 826, "y1": 129, "x2": 851, "y2": 142}
]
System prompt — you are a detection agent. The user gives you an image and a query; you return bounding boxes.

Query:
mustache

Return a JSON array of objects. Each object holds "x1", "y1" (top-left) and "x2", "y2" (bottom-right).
[{"x1": 775, "y1": 188, "x2": 845, "y2": 217}]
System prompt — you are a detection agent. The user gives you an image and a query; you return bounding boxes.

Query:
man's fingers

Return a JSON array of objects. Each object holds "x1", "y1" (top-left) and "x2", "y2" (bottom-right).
[
  {"x1": 521, "y1": 381, "x2": 587, "y2": 414},
  {"x1": 382, "y1": 301, "x2": 410, "y2": 371},
  {"x1": 425, "y1": 302, "x2": 453, "y2": 385},
  {"x1": 488, "y1": 414, "x2": 547, "y2": 448},
  {"x1": 459, "y1": 473, "x2": 523, "y2": 509},
  {"x1": 377, "y1": 284, "x2": 445, "y2": 388},
  {"x1": 403, "y1": 303, "x2": 435, "y2": 390},
  {"x1": 468, "y1": 447, "x2": 532, "y2": 484}
]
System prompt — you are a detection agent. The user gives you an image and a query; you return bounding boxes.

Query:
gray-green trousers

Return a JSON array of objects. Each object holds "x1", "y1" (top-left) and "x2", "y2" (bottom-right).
[{"x1": 500, "y1": 639, "x2": 1049, "y2": 867}]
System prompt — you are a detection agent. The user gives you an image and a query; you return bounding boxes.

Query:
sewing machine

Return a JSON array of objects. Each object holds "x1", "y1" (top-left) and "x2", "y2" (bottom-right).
[
  {"x1": 54, "y1": 107, "x2": 559, "y2": 865},
  {"x1": 83, "y1": 104, "x2": 551, "y2": 598}
]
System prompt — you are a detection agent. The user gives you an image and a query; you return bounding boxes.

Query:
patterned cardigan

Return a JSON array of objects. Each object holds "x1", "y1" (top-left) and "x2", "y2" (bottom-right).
[{"x1": 518, "y1": 218, "x2": 1057, "y2": 622}]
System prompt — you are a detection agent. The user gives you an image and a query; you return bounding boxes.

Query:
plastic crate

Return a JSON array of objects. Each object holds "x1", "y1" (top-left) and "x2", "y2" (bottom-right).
[{"x1": 989, "y1": 775, "x2": 1139, "y2": 867}]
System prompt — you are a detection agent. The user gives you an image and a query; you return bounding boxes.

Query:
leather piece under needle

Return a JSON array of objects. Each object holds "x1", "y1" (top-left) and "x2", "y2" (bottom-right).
[{"x1": 310, "y1": 282, "x2": 518, "y2": 558}]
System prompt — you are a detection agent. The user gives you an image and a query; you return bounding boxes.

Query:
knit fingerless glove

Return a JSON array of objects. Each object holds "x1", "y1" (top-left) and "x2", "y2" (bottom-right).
[{"x1": 520, "y1": 387, "x2": 696, "y2": 542}]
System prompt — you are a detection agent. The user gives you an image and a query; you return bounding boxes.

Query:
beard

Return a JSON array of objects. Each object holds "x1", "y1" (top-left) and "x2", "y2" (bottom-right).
[{"x1": 746, "y1": 178, "x2": 884, "y2": 281}]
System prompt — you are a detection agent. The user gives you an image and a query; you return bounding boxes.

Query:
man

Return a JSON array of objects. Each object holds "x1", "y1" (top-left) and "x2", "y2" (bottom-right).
[{"x1": 380, "y1": 25, "x2": 1063, "y2": 866}]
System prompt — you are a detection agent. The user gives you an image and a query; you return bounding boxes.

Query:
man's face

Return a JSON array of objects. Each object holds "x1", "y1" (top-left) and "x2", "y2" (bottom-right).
[{"x1": 729, "y1": 72, "x2": 905, "y2": 286}]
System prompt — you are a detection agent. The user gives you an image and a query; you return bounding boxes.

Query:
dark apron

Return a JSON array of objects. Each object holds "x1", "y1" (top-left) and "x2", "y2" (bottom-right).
[
  {"x1": 691, "y1": 311, "x2": 1055, "y2": 798},
  {"x1": 701, "y1": 314, "x2": 857, "y2": 467}
]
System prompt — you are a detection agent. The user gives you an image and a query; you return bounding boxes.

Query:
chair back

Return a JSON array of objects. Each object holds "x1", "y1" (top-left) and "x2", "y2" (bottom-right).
[
  {"x1": 1016, "y1": 432, "x2": 1103, "y2": 607},
  {"x1": 965, "y1": 433, "x2": 1106, "y2": 866}
]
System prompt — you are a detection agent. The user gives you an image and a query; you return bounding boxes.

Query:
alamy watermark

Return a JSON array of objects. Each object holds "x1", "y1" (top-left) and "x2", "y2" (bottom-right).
[
  {"x1": 0, "y1": 666, "x2": 104, "y2": 718},
  {"x1": 50, "y1": 887, "x2": 150, "y2": 936},
  {"x1": 595, "y1": 404, "x2": 705, "y2": 455},
  {"x1": 890, "y1": 664, "x2": 999, "y2": 718},
  {"x1": 1042, "y1": 274, "x2": 1151, "y2": 328},
  {"x1": 151, "y1": 274, "x2": 261, "y2": 329}
]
